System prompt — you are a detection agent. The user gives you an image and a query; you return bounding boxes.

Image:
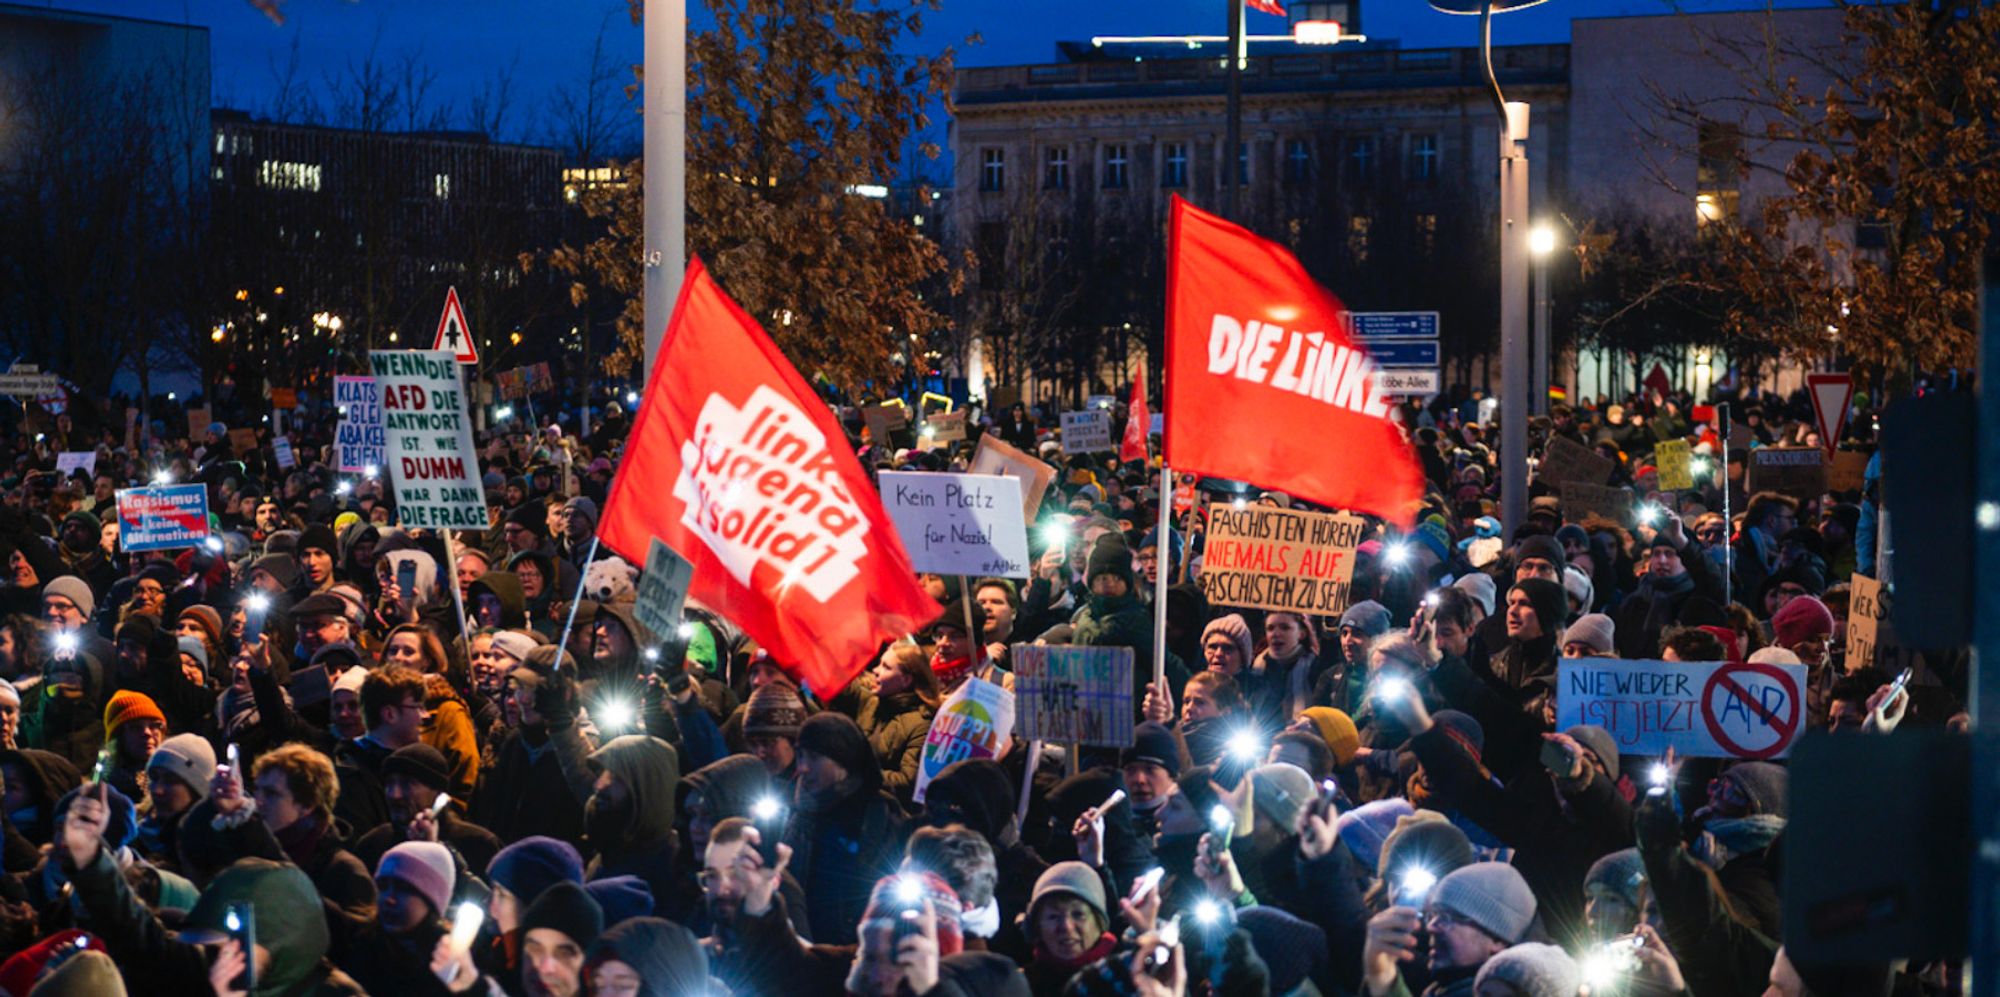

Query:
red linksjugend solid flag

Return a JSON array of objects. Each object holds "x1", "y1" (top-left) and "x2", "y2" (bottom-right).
[
  {"x1": 1121, "y1": 358, "x2": 1150, "y2": 464},
  {"x1": 598, "y1": 258, "x2": 941, "y2": 694},
  {"x1": 1163, "y1": 196, "x2": 1423, "y2": 526}
]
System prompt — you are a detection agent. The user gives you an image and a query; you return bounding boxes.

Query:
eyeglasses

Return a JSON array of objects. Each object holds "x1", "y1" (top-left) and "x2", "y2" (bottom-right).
[{"x1": 1424, "y1": 909, "x2": 1468, "y2": 932}]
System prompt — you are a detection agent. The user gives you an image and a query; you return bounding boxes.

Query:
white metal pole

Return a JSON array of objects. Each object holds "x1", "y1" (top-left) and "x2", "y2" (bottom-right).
[{"x1": 643, "y1": 0, "x2": 687, "y2": 382}]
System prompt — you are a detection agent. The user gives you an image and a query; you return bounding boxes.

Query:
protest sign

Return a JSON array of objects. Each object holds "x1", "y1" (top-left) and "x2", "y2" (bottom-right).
[
  {"x1": 186, "y1": 407, "x2": 212, "y2": 441},
  {"x1": 273, "y1": 436, "x2": 297, "y2": 470},
  {"x1": 115, "y1": 484, "x2": 210, "y2": 553},
  {"x1": 862, "y1": 403, "x2": 908, "y2": 443},
  {"x1": 1654, "y1": 439, "x2": 1694, "y2": 491},
  {"x1": 1200, "y1": 502, "x2": 1366, "y2": 616},
  {"x1": 1847, "y1": 572, "x2": 1884, "y2": 670},
  {"x1": 913, "y1": 677, "x2": 1015, "y2": 803},
  {"x1": 270, "y1": 387, "x2": 298, "y2": 409},
  {"x1": 335, "y1": 375, "x2": 386, "y2": 472},
  {"x1": 1012, "y1": 645, "x2": 1135, "y2": 747},
  {"x1": 228, "y1": 428, "x2": 258, "y2": 456},
  {"x1": 1749, "y1": 446, "x2": 1828, "y2": 498},
  {"x1": 1560, "y1": 482, "x2": 1634, "y2": 525},
  {"x1": 879, "y1": 471, "x2": 1030, "y2": 577},
  {"x1": 969, "y1": 434, "x2": 1057, "y2": 518},
  {"x1": 1827, "y1": 450, "x2": 1869, "y2": 494},
  {"x1": 922, "y1": 410, "x2": 968, "y2": 443},
  {"x1": 633, "y1": 537, "x2": 695, "y2": 640},
  {"x1": 1060, "y1": 410, "x2": 1113, "y2": 454},
  {"x1": 494, "y1": 362, "x2": 555, "y2": 401},
  {"x1": 1539, "y1": 436, "x2": 1615, "y2": 491},
  {"x1": 369, "y1": 350, "x2": 486, "y2": 529},
  {"x1": 1556, "y1": 658, "x2": 1808, "y2": 760},
  {"x1": 986, "y1": 385, "x2": 1021, "y2": 411},
  {"x1": 55, "y1": 452, "x2": 95, "y2": 478}
]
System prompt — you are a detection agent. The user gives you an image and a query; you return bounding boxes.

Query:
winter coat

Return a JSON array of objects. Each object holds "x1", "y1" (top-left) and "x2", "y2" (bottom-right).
[
  {"x1": 331, "y1": 735, "x2": 394, "y2": 836},
  {"x1": 854, "y1": 690, "x2": 935, "y2": 802},
  {"x1": 178, "y1": 796, "x2": 377, "y2": 921},
  {"x1": 1634, "y1": 792, "x2": 1781, "y2": 997},
  {"x1": 782, "y1": 718, "x2": 907, "y2": 947},
  {"x1": 585, "y1": 734, "x2": 682, "y2": 916},
  {"x1": 351, "y1": 809, "x2": 502, "y2": 879},
  {"x1": 472, "y1": 722, "x2": 596, "y2": 850}
]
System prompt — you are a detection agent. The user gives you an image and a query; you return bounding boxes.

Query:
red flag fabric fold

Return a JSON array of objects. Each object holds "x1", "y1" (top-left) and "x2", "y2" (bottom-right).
[
  {"x1": 1163, "y1": 196, "x2": 1423, "y2": 526},
  {"x1": 598, "y1": 258, "x2": 940, "y2": 693},
  {"x1": 1121, "y1": 359, "x2": 1150, "y2": 465}
]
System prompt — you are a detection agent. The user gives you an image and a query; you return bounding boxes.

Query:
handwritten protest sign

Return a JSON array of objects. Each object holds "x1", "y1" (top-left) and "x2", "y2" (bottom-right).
[
  {"x1": 1561, "y1": 482, "x2": 1634, "y2": 525},
  {"x1": 1655, "y1": 439, "x2": 1694, "y2": 491},
  {"x1": 1200, "y1": 503, "x2": 1366, "y2": 616},
  {"x1": 1827, "y1": 450, "x2": 1869, "y2": 494},
  {"x1": 494, "y1": 362, "x2": 554, "y2": 401},
  {"x1": 1557, "y1": 658, "x2": 1808, "y2": 760},
  {"x1": 969, "y1": 434, "x2": 1056, "y2": 518},
  {"x1": 913, "y1": 677, "x2": 1015, "y2": 803},
  {"x1": 55, "y1": 452, "x2": 95, "y2": 478},
  {"x1": 1540, "y1": 436, "x2": 1614, "y2": 491},
  {"x1": 186, "y1": 407, "x2": 212, "y2": 441},
  {"x1": 270, "y1": 387, "x2": 298, "y2": 409},
  {"x1": 1059, "y1": 410, "x2": 1113, "y2": 454},
  {"x1": 879, "y1": 471, "x2": 1029, "y2": 577},
  {"x1": 273, "y1": 436, "x2": 297, "y2": 470},
  {"x1": 863, "y1": 403, "x2": 908, "y2": 443},
  {"x1": 633, "y1": 538, "x2": 695, "y2": 641},
  {"x1": 922, "y1": 410, "x2": 968, "y2": 444},
  {"x1": 370, "y1": 350, "x2": 485, "y2": 529},
  {"x1": 1012, "y1": 645, "x2": 1134, "y2": 747},
  {"x1": 1749, "y1": 446, "x2": 1828, "y2": 499},
  {"x1": 335, "y1": 376, "x2": 386, "y2": 472},
  {"x1": 1847, "y1": 572, "x2": 1884, "y2": 670},
  {"x1": 116, "y1": 484, "x2": 210, "y2": 553},
  {"x1": 228, "y1": 428, "x2": 258, "y2": 456}
]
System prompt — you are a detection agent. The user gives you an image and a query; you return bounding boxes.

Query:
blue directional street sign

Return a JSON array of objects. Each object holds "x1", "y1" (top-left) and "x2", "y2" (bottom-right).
[
  {"x1": 1362, "y1": 339, "x2": 1439, "y2": 368},
  {"x1": 1350, "y1": 311, "x2": 1441, "y2": 340}
]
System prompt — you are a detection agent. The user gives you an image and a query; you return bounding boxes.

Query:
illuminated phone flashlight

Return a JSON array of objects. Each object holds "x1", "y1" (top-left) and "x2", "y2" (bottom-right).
[
  {"x1": 1039, "y1": 522, "x2": 1069, "y2": 548},
  {"x1": 363, "y1": 464, "x2": 380, "y2": 480},
  {"x1": 751, "y1": 796, "x2": 783, "y2": 822},
  {"x1": 203, "y1": 536, "x2": 224, "y2": 554},
  {"x1": 1193, "y1": 899, "x2": 1222, "y2": 926},
  {"x1": 1691, "y1": 456, "x2": 1712, "y2": 476},
  {"x1": 1423, "y1": 592, "x2": 1440, "y2": 608},
  {"x1": 1156, "y1": 915, "x2": 1181, "y2": 957},
  {"x1": 225, "y1": 908, "x2": 242, "y2": 933},
  {"x1": 244, "y1": 593, "x2": 272, "y2": 615},
  {"x1": 153, "y1": 469, "x2": 172, "y2": 484},
  {"x1": 336, "y1": 481, "x2": 351, "y2": 496},
  {"x1": 1638, "y1": 503, "x2": 1663, "y2": 526},
  {"x1": 1230, "y1": 498, "x2": 1247, "y2": 511},
  {"x1": 429, "y1": 793, "x2": 454, "y2": 817},
  {"x1": 625, "y1": 390, "x2": 639, "y2": 405},
  {"x1": 54, "y1": 632, "x2": 78, "y2": 659},
  {"x1": 643, "y1": 647, "x2": 660, "y2": 662},
  {"x1": 448, "y1": 901, "x2": 485, "y2": 951},
  {"x1": 678, "y1": 622, "x2": 696, "y2": 640},
  {"x1": 1383, "y1": 542, "x2": 1412, "y2": 568},
  {"x1": 1375, "y1": 675, "x2": 1412, "y2": 703},
  {"x1": 597, "y1": 698, "x2": 633, "y2": 732},
  {"x1": 1398, "y1": 866, "x2": 1437, "y2": 904},
  {"x1": 1208, "y1": 804, "x2": 1234, "y2": 834},
  {"x1": 1648, "y1": 763, "x2": 1670, "y2": 788}
]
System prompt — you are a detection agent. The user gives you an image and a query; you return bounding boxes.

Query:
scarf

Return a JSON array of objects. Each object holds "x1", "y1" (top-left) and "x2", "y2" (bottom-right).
[
  {"x1": 1645, "y1": 570, "x2": 1696, "y2": 601},
  {"x1": 931, "y1": 651, "x2": 977, "y2": 691},
  {"x1": 1692, "y1": 814, "x2": 1786, "y2": 870},
  {"x1": 1033, "y1": 932, "x2": 1119, "y2": 975},
  {"x1": 273, "y1": 812, "x2": 330, "y2": 868},
  {"x1": 960, "y1": 899, "x2": 1001, "y2": 939}
]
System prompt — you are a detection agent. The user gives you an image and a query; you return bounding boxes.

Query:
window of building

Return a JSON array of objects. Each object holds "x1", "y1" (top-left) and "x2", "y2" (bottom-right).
[
  {"x1": 980, "y1": 148, "x2": 1005, "y2": 192},
  {"x1": 1162, "y1": 142, "x2": 1188, "y2": 188},
  {"x1": 258, "y1": 160, "x2": 322, "y2": 192},
  {"x1": 1697, "y1": 121, "x2": 1743, "y2": 190},
  {"x1": 1416, "y1": 213, "x2": 1438, "y2": 255},
  {"x1": 1408, "y1": 133, "x2": 1439, "y2": 181},
  {"x1": 1044, "y1": 147, "x2": 1069, "y2": 190},
  {"x1": 1236, "y1": 142, "x2": 1250, "y2": 186},
  {"x1": 1344, "y1": 136, "x2": 1375, "y2": 185},
  {"x1": 434, "y1": 173, "x2": 452, "y2": 200},
  {"x1": 1284, "y1": 138, "x2": 1313, "y2": 184},
  {"x1": 1348, "y1": 215, "x2": 1371, "y2": 262},
  {"x1": 1103, "y1": 144, "x2": 1129, "y2": 189}
]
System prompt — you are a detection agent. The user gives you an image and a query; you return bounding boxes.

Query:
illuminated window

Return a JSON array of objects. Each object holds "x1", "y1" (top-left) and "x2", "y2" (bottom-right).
[
  {"x1": 257, "y1": 160, "x2": 322, "y2": 191},
  {"x1": 1348, "y1": 215, "x2": 1371, "y2": 262},
  {"x1": 434, "y1": 174, "x2": 452, "y2": 199}
]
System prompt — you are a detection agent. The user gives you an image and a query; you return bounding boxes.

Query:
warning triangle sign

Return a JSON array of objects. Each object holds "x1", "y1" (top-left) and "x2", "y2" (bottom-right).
[
  {"x1": 1806, "y1": 372, "x2": 1853, "y2": 457},
  {"x1": 433, "y1": 286, "x2": 478, "y2": 364}
]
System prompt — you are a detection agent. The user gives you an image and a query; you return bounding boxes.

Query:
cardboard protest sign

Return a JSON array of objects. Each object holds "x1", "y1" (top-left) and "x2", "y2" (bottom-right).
[
  {"x1": 922, "y1": 410, "x2": 968, "y2": 443},
  {"x1": 986, "y1": 385, "x2": 1021, "y2": 411},
  {"x1": 1012, "y1": 645, "x2": 1135, "y2": 747},
  {"x1": 335, "y1": 376, "x2": 386, "y2": 473},
  {"x1": 862, "y1": 403, "x2": 908, "y2": 443},
  {"x1": 273, "y1": 436, "x2": 297, "y2": 470},
  {"x1": 1827, "y1": 450, "x2": 1869, "y2": 494},
  {"x1": 1059, "y1": 410, "x2": 1113, "y2": 454},
  {"x1": 1539, "y1": 436, "x2": 1615, "y2": 491},
  {"x1": 1654, "y1": 439, "x2": 1694, "y2": 491},
  {"x1": 1560, "y1": 482, "x2": 1634, "y2": 525},
  {"x1": 115, "y1": 484, "x2": 211, "y2": 553},
  {"x1": 494, "y1": 362, "x2": 555, "y2": 401},
  {"x1": 228, "y1": 428, "x2": 258, "y2": 456},
  {"x1": 878, "y1": 471, "x2": 1030, "y2": 577},
  {"x1": 55, "y1": 452, "x2": 95, "y2": 478},
  {"x1": 1749, "y1": 447, "x2": 1828, "y2": 498},
  {"x1": 370, "y1": 350, "x2": 486, "y2": 529},
  {"x1": 1847, "y1": 572, "x2": 1884, "y2": 670},
  {"x1": 913, "y1": 677, "x2": 1015, "y2": 803},
  {"x1": 633, "y1": 537, "x2": 695, "y2": 641},
  {"x1": 270, "y1": 387, "x2": 298, "y2": 409},
  {"x1": 186, "y1": 407, "x2": 212, "y2": 441},
  {"x1": 1200, "y1": 502, "x2": 1366, "y2": 616},
  {"x1": 1556, "y1": 658, "x2": 1808, "y2": 760},
  {"x1": 969, "y1": 434, "x2": 1057, "y2": 519}
]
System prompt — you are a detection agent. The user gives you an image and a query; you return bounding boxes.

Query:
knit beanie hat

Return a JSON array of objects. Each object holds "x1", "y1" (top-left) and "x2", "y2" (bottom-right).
[
  {"x1": 489, "y1": 631, "x2": 539, "y2": 666},
  {"x1": 114, "y1": 614, "x2": 159, "y2": 647},
  {"x1": 1338, "y1": 600, "x2": 1392, "y2": 637},
  {"x1": 1583, "y1": 848, "x2": 1646, "y2": 909},
  {"x1": 1562, "y1": 565, "x2": 1594, "y2": 615},
  {"x1": 177, "y1": 605, "x2": 223, "y2": 648},
  {"x1": 487, "y1": 836, "x2": 585, "y2": 906},
  {"x1": 1086, "y1": 535, "x2": 1136, "y2": 588},
  {"x1": 1475, "y1": 943, "x2": 1579, "y2": 997},
  {"x1": 1563, "y1": 724, "x2": 1621, "y2": 782},
  {"x1": 249, "y1": 553, "x2": 302, "y2": 591},
  {"x1": 1719, "y1": 761, "x2": 1789, "y2": 818},
  {"x1": 1453, "y1": 572, "x2": 1496, "y2": 616},
  {"x1": 564, "y1": 496, "x2": 598, "y2": 524},
  {"x1": 584, "y1": 875, "x2": 655, "y2": 927},
  {"x1": 1028, "y1": 861, "x2": 1108, "y2": 929},
  {"x1": 1748, "y1": 646, "x2": 1803, "y2": 665},
  {"x1": 504, "y1": 502, "x2": 550, "y2": 539},
  {"x1": 1515, "y1": 535, "x2": 1568, "y2": 573},
  {"x1": 1201, "y1": 614, "x2": 1254, "y2": 668},
  {"x1": 1432, "y1": 709, "x2": 1486, "y2": 759},
  {"x1": 1510, "y1": 578, "x2": 1569, "y2": 637},
  {"x1": 377, "y1": 841, "x2": 455, "y2": 918},
  {"x1": 175, "y1": 636, "x2": 209, "y2": 675},
  {"x1": 742, "y1": 683, "x2": 806, "y2": 740},
  {"x1": 333, "y1": 662, "x2": 371, "y2": 698},
  {"x1": 0, "y1": 931, "x2": 107, "y2": 997},
  {"x1": 931, "y1": 598, "x2": 986, "y2": 638},
  {"x1": 1333, "y1": 798, "x2": 1414, "y2": 873},
  {"x1": 1300, "y1": 707, "x2": 1362, "y2": 766},
  {"x1": 42, "y1": 576, "x2": 94, "y2": 620},
  {"x1": 1249, "y1": 763, "x2": 1317, "y2": 833},
  {"x1": 1377, "y1": 812, "x2": 1477, "y2": 880},
  {"x1": 1563, "y1": 614, "x2": 1615, "y2": 655},
  {"x1": 383, "y1": 744, "x2": 452, "y2": 793},
  {"x1": 0, "y1": 683, "x2": 19, "y2": 710},
  {"x1": 1430, "y1": 862, "x2": 1537, "y2": 944},
  {"x1": 298, "y1": 524, "x2": 338, "y2": 558},
  {"x1": 1773, "y1": 595, "x2": 1835, "y2": 648},
  {"x1": 521, "y1": 881, "x2": 604, "y2": 952},
  {"x1": 862, "y1": 872, "x2": 965, "y2": 957},
  {"x1": 1414, "y1": 520, "x2": 1453, "y2": 565},
  {"x1": 1120, "y1": 722, "x2": 1181, "y2": 779},
  {"x1": 147, "y1": 733, "x2": 217, "y2": 800},
  {"x1": 102, "y1": 690, "x2": 165, "y2": 741}
]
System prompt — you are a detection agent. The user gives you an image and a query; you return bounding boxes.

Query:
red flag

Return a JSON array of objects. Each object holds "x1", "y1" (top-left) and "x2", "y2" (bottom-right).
[
  {"x1": 1121, "y1": 359, "x2": 1150, "y2": 464},
  {"x1": 1247, "y1": 0, "x2": 1286, "y2": 15},
  {"x1": 1163, "y1": 196, "x2": 1423, "y2": 525},
  {"x1": 598, "y1": 258, "x2": 940, "y2": 693}
]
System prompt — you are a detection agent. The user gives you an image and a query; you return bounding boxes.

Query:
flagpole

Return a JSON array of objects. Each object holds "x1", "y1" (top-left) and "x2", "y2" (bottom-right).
[
  {"x1": 556, "y1": 535, "x2": 603, "y2": 665},
  {"x1": 1151, "y1": 462, "x2": 1171, "y2": 694},
  {"x1": 444, "y1": 529, "x2": 474, "y2": 664}
]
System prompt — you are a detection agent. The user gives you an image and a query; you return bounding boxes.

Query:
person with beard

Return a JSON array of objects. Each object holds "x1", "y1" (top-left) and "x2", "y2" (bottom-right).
[
  {"x1": 581, "y1": 733, "x2": 685, "y2": 922},
  {"x1": 352, "y1": 744, "x2": 500, "y2": 875},
  {"x1": 472, "y1": 647, "x2": 596, "y2": 848},
  {"x1": 187, "y1": 742, "x2": 377, "y2": 920},
  {"x1": 782, "y1": 712, "x2": 907, "y2": 946},
  {"x1": 582, "y1": 602, "x2": 654, "y2": 721},
  {"x1": 134, "y1": 732, "x2": 212, "y2": 875},
  {"x1": 1613, "y1": 520, "x2": 1729, "y2": 660},
  {"x1": 19, "y1": 640, "x2": 105, "y2": 772},
  {"x1": 468, "y1": 571, "x2": 530, "y2": 632},
  {"x1": 55, "y1": 513, "x2": 114, "y2": 596},
  {"x1": 334, "y1": 665, "x2": 428, "y2": 835},
  {"x1": 697, "y1": 816, "x2": 814, "y2": 991},
  {"x1": 922, "y1": 758, "x2": 1049, "y2": 959},
  {"x1": 330, "y1": 841, "x2": 457, "y2": 997},
  {"x1": 1633, "y1": 761, "x2": 1786, "y2": 997},
  {"x1": 1362, "y1": 862, "x2": 1538, "y2": 997}
]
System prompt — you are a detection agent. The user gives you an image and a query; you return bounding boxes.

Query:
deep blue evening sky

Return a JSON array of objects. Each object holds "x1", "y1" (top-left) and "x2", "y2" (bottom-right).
[{"x1": 42, "y1": 0, "x2": 1828, "y2": 148}]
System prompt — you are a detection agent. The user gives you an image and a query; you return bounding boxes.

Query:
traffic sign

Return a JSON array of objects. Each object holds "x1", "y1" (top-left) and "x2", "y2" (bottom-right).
[
  {"x1": 1349, "y1": 311, "x2": 1439, "y2": 340},
  {"x1": 1361, "y1": 339, "x2": 1439, "y2": 368},
  {"x1": 433, "y1": 286, "x2": 478, "y2": 365},
  {"x1": 1370, "y1": 368, "x2": 1441, "y2": 396},
  {"x1": 1806, "y1": 372, "x2": 1853, "y2": 457}
]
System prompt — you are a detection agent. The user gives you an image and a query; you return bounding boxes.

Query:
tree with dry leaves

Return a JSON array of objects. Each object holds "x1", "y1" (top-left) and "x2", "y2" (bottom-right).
[{"x1": 551, "y1": 0, "x2": 959, "y2": 391}]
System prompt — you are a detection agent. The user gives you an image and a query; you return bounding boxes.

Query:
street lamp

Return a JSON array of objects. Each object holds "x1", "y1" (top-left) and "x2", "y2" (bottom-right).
[
  {"x1": 1427, "y1": 0, "x2": 1549, "y2": 535},
  {"x1": 1529, "y1": 223, "x2": 1558, "y2": 415}
]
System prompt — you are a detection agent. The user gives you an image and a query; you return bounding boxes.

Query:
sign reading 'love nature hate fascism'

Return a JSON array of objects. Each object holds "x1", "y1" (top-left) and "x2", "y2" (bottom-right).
[
  {"x1": 1012, "y1": 645, "x2": 1134, "y2": 748},
  {"x1": 370, "y1": 351, "x2": 485, "y2": 529},
  {"x1": 878, "y1": 471, "x2": 1030, "y2": 578},
  {"x1": 1200, "y1": 503, "x2": 1366, "y2": 616},
  {"x1": 1556, "y1": 658, "x2": 1808, "y2": 760}
]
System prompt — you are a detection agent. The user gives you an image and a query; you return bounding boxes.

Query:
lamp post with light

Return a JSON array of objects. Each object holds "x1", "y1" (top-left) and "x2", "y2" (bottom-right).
[{"x1": 1529, "y1": 223, "x2": 1557, "y2": 414}]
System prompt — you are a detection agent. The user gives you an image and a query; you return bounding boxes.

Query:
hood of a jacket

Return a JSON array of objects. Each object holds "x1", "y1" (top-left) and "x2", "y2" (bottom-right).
[
  {"x1": 0, "y1": 748, "x2": 81, "y2": 808},
  {"x1": 923, "y1": 759, "x2": 1015, "y2": 843},
  {"x1": 679, "y1": 754, "x2": 770, "y2": 824},
  {"x1": 590, "y1": 735, "x2": 680, "y2": 845},
  {"x1": 470, "y1": 571, "x2": 528, "y2": 628},
  {"x1": 587, "y1": 917, "x2": 707, "y2": 997},
  {"x1": 183, "y1": 858, "x2": 330, "y2": 996}
]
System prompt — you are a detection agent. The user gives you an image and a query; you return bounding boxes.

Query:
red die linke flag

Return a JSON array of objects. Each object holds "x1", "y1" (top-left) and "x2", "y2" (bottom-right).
[
  {"x1": 598, "y1": 258, "x2": 941, "y2": 694},
  {"x1": 1121, "y1": 358, "x2": 1150, "y2": 464},
  {"x1": 1163, "y1": 195, "x2": 1423, "y2": 526}
]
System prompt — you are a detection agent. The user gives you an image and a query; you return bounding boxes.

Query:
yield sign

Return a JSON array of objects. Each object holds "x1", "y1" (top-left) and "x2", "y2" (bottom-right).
[
  {"x1": 1806, "y1": 372, "x2": 1854, "y2": 456},
  {"x1": 433, "y1": 285, "x2": 478, "y2": 365}
]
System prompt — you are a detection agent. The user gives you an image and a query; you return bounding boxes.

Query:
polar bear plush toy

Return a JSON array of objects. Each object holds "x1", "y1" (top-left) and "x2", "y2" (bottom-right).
[{"x1": 581, "y1": 555, "x2": 639, "y2": 605}]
